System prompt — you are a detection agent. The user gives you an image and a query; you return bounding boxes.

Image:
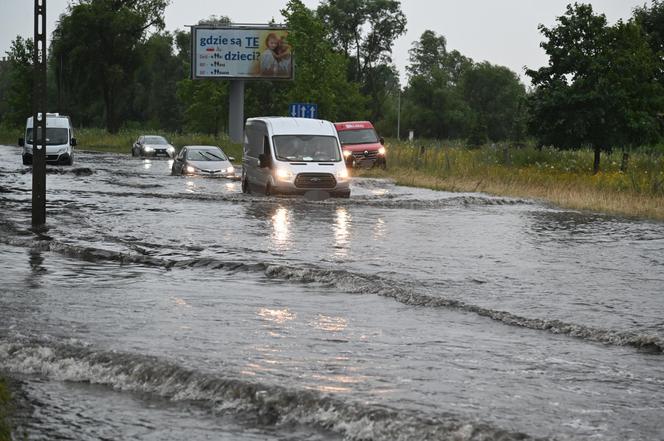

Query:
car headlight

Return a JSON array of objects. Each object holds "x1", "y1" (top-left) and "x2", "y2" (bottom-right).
[
  {"x1": 337, "y1": 168, "x2": 349, "y2": 179},
  {"x1": 144, "y1": 146, "x2": 154, "y2": 152},
  {"x1": 275, "y1": 168, "x2": 293, "y2": 180},
  {"x1": 343, "y1": 150, "x2": 352, "y2": 158},
  {"x1": 226, "y1": 166, "x2": 235, "y2": 174},
  {"x1": 167, "y1": 146, "x2": 175, "y2": 152},
  {"x1": 186, "y1": 165, "x2": 196, "y2": 173},
  {"x1": 378, "y1": 146, "x2": 386, "y2": 155}
]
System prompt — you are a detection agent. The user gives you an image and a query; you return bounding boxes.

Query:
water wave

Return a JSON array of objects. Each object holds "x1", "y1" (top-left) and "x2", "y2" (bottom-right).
[
  {"x1": 1, "y1": 228, "x2": 661, "y2": 354},
  {"x1": 0, "y1": 339, "x2": 540, "y2": 441}
]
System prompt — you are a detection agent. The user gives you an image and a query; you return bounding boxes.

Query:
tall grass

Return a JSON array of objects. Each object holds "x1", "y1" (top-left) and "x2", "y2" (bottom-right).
[
  {"x1": 362, "y1": 140, "x2": 664, "y2": 220},
  {"x1": 0, "y1": 127, "x2": 244, "y2": 161},
  {"x1": 73, "y1": 128, "x2": 244, "y2": 160},
  {"x1": 0, "y1": 378, "x2": 11, "y2": 441}
]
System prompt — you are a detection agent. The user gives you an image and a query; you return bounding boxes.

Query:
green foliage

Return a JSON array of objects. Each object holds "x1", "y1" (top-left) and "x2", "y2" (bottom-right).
[
  {"x1": 176, "y1": 79, "x2": 228, "y2": 135},
  {"x1": 131, "y1": 32, "x2": 185, "y2": 131},
  {"x1": 460, "y1": 62, "x2": 527, "y2": 142},
  {"x1": 317, "y1": 0, "x2": 406, "y2": 119},
  {"x1": 526, "y1": 3, "x2": 663, "y2": 152},
  {"x1": 2, "y1": 36, "x2": 33, "y2": 128},
  {"x1": 281, "y1": 0, "x2": 368, "y2": 121},
  {"x1": 402, "y1": 30, "x2": 524, "y2": 144},
  {"x1": 50, "y1": 0, "x2": 169, "y2": 133}
]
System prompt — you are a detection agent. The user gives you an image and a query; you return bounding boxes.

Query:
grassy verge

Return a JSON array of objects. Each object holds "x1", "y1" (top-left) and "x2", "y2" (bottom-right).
[
  {"x1": 0, "y1": 128, "x2": 244, "y2": 162},
  {"x1": 358, "y1": 141, "x2": 664, "y2": 220},
  {"x1": 0, "y1": 377, "x2": 11, "y2": 441},
  {"x1": 71, "y1": 128, "x2": 244, "y2": 160}
]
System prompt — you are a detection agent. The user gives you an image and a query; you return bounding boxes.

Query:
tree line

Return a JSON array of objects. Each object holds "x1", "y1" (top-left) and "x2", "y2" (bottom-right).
[{"x1": 1, "y1": 0, "x2": 663, "y2": 162}]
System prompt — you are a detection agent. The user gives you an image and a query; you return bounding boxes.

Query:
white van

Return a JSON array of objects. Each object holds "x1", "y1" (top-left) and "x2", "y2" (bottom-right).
[
  {"x1": 242, "y1": 117, "x2": 350, "y2": 198},
  {"x1": 19, "y1": 113, "x2": 76, "y2": 166}
]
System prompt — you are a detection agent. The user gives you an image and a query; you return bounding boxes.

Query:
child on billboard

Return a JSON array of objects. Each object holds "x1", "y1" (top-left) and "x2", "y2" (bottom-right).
[{"x1": 259, "y1": 32, "x2": 291, "y2": 77}]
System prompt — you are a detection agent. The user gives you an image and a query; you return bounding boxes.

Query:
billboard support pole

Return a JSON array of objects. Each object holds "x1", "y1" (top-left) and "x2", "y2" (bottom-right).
[
  {"x1": 229, "y1": 80, "x2": 244, "y2": 143},
  {"x1": 32, "y1": 0, "x2": 47, "y2": 227}
]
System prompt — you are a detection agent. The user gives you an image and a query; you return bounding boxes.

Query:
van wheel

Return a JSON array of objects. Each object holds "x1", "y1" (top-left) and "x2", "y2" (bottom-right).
[
  {"x1": 242, "y1": 176, "x2": 250, "y2": 194},
  {"x1": 22, "y1": 156, "x2": 32, "y2": 166},
  {"x1": 65, "y1": 155, "x2": 73, "y2": 166},
  {"x1": 265, "y1": 181, "x2": 272, "y2": 196}
]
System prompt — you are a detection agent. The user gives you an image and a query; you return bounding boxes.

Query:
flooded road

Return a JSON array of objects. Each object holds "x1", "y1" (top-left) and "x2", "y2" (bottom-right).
[{"x1": 1, "y1": 145, "x2": 663, "y2": 440}]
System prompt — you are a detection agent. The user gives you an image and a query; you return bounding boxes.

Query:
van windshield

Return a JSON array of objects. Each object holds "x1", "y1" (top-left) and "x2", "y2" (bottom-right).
[
  {"x1": 26, "y1": 128, "x2": 69, "y2": 146},
  {"x1": 273, "y1": 135, "x2": 341, "y2": 162},
  {"x1": 337, "y1": 128, "x2": 379, "y2": 145}
]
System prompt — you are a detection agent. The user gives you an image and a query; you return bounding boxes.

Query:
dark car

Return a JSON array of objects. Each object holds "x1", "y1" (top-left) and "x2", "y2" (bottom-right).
[
  {"x1": 132, "y1": 135, "x2": 176, "y2": 158},
  {"x1": 171, "y1": 145, "x2": 236, "y2": 178}
]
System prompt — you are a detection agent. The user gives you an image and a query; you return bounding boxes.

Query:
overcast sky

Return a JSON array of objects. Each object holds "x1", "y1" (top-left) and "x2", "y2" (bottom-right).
[{"x1": 0, "y1": 0, "x2": 647, "y2": 84}]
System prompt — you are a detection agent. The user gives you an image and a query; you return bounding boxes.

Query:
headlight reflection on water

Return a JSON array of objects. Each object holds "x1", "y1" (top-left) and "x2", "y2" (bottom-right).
[
  {"x1": 142, "y1": 159, "x2": 152, "y2": 170},
  {"x1": 334, "y1": 207, "x2": 351, "y2": 257},
  {"x1": 271, "y1": 206, "x2": 292, "y2": 250}
]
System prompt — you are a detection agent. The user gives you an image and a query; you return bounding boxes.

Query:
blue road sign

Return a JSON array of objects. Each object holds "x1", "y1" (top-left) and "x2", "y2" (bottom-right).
[{"x1": 289, "y1": 103, "x2": 318, "y2": 119}]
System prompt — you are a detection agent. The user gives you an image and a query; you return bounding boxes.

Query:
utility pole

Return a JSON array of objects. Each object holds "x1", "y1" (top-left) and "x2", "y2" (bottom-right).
[
  {"x1": 32, "y1": 0, "x2": 47, "y2": 226},
  {"x1": 397, "y1": 87, "x2": 401, "y2": 141}
]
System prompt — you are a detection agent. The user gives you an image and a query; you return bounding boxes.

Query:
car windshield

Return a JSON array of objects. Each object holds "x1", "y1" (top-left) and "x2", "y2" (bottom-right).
[
  {"x1": 26, "y1": 128, "x2": 69, "y2": 146},
  {"x1": 143, "y1": 136, "x2": 168, "y2": 145},
  {"x1": 337, "y1": 128, "x2": 379, "y2": 145},
  {"x1": 186, "y1": 148, "x2": 226, "y2": 161},
  {"x1": 273, "y1": 135, "x2": 341, "y2": 162}
]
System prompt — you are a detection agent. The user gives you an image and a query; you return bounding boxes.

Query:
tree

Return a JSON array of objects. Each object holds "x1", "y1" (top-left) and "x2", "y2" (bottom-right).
[
  {"x1": 51, "y1": 0, "x2": 169, "y2": 133},
  {"x1": 317, "y1": 0, "x2": 406, "y2": 119},
  {"x1": 460, "y1": 62, "x2": 526, "y2": 142},
  {"x1": 526, "y1": 3, "x2": 663, "y2": 172},
  {"x1": 407, "y1": 30, "x2": 447, "y2": 79},
  {"x1": 281, "y1": 0, "x2": 367, "y2": 121},
  {"x1": 2, "y1": 36, "x2": 34, "y2": 128},
  {"x1": 132, "y1": 32, "x2": 184, "y2": 130}
]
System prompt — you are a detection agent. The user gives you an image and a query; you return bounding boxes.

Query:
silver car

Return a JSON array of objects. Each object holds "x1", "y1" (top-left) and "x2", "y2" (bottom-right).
[
  {"x1": 171, "y1": 145, "x2": 236, "y2": 178},
  {"x1": 132, "y1": 135, "x2": 176, "y2": 158}
]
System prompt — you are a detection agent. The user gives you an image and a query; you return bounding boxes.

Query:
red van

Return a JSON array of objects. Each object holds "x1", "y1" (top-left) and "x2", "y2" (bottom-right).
[{"x1": 334, "y1": 121, "x2": 386, "y2": 169}]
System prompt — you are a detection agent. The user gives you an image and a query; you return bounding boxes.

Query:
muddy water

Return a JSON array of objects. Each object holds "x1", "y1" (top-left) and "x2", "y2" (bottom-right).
[{"x1": 1, "y1": 145, "x2": 663, "y2": 440}]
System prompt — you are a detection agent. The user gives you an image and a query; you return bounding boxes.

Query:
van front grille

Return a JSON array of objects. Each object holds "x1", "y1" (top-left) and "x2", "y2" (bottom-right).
[
  {"x1": 294, "y1": 173, "x2": 336, "y2": 189},
  {"x1": 351, "y1": 150, "x2": 378, "y2": 160}
]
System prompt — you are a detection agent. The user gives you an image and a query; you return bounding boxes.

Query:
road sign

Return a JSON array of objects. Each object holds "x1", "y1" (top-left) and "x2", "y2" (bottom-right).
[{"x1": 289, "y1": 103, "x2": 318, "y2": 119}]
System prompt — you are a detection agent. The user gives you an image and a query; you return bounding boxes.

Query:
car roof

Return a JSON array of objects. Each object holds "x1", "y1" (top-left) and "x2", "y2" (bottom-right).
[
  {"x1": 183, "y1": 145, "x2": 223, "y2": 150},
  {"x1": 248, "y1": 117, "x2": 337, "y2": 137},
  {"x1": 334, "y1": 121, "x2": 375, "y2": 131}
]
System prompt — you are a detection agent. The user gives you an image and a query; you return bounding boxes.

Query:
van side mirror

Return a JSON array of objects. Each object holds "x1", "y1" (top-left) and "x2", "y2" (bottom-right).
[
  {"x1": 18, "y1": 138, "x2": 24, "y2": 147},
  {"x1": 258, "y1": 153, "x2": 271, "y2": 168},
  {"x1": 379, "y1": 137, "x2": 385, "y2": 145},
  {"x1": 70, "y1": 137, "x2": 77, "y2": 147}
]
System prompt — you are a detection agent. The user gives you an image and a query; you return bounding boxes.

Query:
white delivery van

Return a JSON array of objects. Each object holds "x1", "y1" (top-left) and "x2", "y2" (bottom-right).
[
  {"x1": 19, "y1": 113, "x2": 76, "y2": 166},
  {"x1": 242, "y1": 117, "x2": 350, "y2": 198}
]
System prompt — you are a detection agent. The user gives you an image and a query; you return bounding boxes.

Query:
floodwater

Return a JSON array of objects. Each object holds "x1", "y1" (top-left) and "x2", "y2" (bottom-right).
[{"x1": 0, "y1": 145, "x2": 663, "y2": 440}]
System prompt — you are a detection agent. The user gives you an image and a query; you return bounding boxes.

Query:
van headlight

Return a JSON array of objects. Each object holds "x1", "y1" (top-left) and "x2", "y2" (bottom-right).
[
  {"x1": 378, "y1": 146, "x2": 386, "y2": 155},
  {"x1": 226, "y1": 166, "x2": 235, "y2": 174},
  {"x1": 337, "y1": 168, "x2": 349, "y2": 179},
  {"x1": 343, "y1": 150, "x2": 352, "y2": 158},
  {"x1": 275, "y1": 168, "x2": 293, "y2": 181},
  {"x1": 186, "y1": 165, "x2": 196, "y2": 173}
]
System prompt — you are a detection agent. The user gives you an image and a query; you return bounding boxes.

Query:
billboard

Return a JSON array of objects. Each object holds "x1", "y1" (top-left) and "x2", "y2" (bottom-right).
[{"x1": 192, "y1": 26, "x2": 293, "y2": 80}]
